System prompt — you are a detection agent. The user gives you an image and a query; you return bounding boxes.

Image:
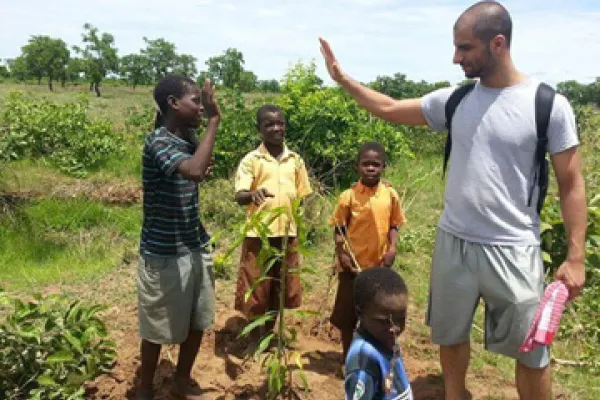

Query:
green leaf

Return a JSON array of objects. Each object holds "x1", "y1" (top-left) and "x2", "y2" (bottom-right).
[
  {"x1": 540, "y1": 221, "x2": 553, "y2": 233},
  {"x1": 64, "y1": 331, "x2": 84, "y2": 354},
  {"x1": 46, "y1": 350, "x2": 75, "y2": 363},
  {"x1": 238, "y1": 312, "x2": 275, "y2": 338},
  {"x1": 84, "y1": 304, "x2": 106, "y2": 319},
  {"x1": 254, "y1": 333, "x2": 275, "y2": 360},
  {"x1": 297, "y1": 370, "x2": 310, "y2": 391},
  {"x1": 85, "y1": 355, "x2": 98, "y2": 376},
  {"x1": 37, "y1": 374, "x2": 58, "y2": 386},
  {"x1": 292, "y1": 351, "x2": 303, "y2": 370},
  {"x1": 66, "y1": 372, "x2": 87, "y2": 386},
  {"x1": 542, "y1": 252, "x2": 552, "y2": 264},
  {"x1": 244, "y1": 276, "x2": 271, "y2": 303},
  {"x1": 287, "y1": 309, "x2": 320, "y2": 319}
]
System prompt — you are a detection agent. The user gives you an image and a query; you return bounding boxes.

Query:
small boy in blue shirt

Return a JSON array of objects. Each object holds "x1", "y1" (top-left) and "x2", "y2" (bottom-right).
[{"x1": 345, "y1": 267, "x2": 413, "y2": 400}]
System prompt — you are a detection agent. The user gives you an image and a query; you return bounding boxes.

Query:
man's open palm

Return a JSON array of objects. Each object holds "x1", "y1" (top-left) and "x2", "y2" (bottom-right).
[{"x1": 319, "y1": 37, "x2": 344, "y2": 83}]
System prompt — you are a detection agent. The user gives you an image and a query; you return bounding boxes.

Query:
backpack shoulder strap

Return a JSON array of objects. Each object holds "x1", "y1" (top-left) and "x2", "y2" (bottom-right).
[
  {"x1": 535, "y1": 83, "x2": 555, "y2": 137},
  {"x1": 528, "y1": 82, "x2": 555, "y2": 213},
  {"x1": 443, "y1": 83, "x2": 476, "y2": 178}
]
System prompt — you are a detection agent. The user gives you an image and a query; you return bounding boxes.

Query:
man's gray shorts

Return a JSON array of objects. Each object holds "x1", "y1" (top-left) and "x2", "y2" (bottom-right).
[
  {"x1": 137, "y1": 247, "x2": 215, "y2": 344},
  {"x1": 426, "y1": 229, "x2": 549, "y2": 369}
]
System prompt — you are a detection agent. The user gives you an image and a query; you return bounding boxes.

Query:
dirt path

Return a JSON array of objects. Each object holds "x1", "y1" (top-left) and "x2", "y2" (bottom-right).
[{"x1": 46, "y1": 260, "x2": 530, "y2": 400}]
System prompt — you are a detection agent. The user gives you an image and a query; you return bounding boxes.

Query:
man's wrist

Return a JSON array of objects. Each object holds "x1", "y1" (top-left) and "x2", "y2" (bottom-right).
[{"x1": 566, "y1": 256, "x2": 586, "y2": 264}]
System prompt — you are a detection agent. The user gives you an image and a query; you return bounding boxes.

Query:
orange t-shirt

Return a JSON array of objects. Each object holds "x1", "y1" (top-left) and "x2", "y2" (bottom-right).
[{"x1": 330, "y1": 181, "x2": 406, "y2": 269}]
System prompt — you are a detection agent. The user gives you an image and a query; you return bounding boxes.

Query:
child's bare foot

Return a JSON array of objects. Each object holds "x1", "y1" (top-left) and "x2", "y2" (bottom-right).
[{"x1": 171, "y1": 376, "x2": 211, "y2": 400}]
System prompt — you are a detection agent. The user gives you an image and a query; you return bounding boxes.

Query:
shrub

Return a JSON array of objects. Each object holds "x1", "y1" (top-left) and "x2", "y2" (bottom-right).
[
  {"x1": 0, "y1": 92, "x2": 122, "y2": 176},
  {"x1": 0, "y1": 291, "x2": 116, "y2": 399}
]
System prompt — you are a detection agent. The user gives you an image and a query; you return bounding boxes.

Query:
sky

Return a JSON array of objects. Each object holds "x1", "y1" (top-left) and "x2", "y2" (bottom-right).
[{"x1": 1, "y1": 0, "x2": 599, "y2": 86}]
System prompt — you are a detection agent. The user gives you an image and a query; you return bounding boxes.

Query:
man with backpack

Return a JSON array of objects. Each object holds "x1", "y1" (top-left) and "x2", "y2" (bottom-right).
[{"x1": 319, "y1": 1, "x2": 586, "y2": 399}]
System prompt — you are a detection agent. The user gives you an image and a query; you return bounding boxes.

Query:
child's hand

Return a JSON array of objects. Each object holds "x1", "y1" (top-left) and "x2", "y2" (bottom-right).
[
  {"x1": 204, "y1": 156, "x2": 215, "y2": 177},
  {"x1": 382, "y1": 248, "x2": 397, "y2": 268},
  {"x1": 337, "y1": 249, "x2": 361, "y2": 275},
  {"x1": 338, "y1": 251, "x2": 353, "y2": 271},
  {"x1": 201, "y1": 79, "x2": 220, "y2": 120},
  {"x1": 251, "y1": 188, "x2": 275, "y2": 205}
]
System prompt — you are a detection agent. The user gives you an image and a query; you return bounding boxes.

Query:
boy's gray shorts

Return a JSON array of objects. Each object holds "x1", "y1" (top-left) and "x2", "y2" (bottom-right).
[
  {"x1": 426, "y1": 229, "x2": 549, "y2": 369},
  {"x1": 137, "y1": 246, "x2": 215, "y2": 344}
]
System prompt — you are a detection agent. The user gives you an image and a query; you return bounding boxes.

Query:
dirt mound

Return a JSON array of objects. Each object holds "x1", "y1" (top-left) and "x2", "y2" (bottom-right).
[
  {"x1": 51, "y1": 181, "x2": 141, "y2": 204},
  {"x1": 6, "y1": 181, "x2": 141, "y2": 206}
]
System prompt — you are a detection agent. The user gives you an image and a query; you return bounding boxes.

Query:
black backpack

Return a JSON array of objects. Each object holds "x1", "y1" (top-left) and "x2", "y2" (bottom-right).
[{"x1": 442, "y1": 82, "x2": 555, "y2": 214}]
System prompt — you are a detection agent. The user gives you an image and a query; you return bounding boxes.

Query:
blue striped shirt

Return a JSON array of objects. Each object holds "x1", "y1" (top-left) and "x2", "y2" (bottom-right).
[
  {"x1": 345, "y1": 329, "x2": 413, "y2": 400},
  {"x1": 140, "y1": 127, "x2": 210, "y2": 257}
]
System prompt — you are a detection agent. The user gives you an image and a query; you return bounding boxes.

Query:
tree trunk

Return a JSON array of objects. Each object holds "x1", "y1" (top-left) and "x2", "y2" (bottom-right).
[
  {"x1": 89, "y1": 81, "x2": 94, "y2": 91},
  {"x1": 37, "y1": 77, "x2": 42, "y2": 85},
  {"x1": 94, "y1": 82, "x2": 101, "y2": 97},
  {"x1": 48, "y1": 79, "x2": 53, "y2": 91}
]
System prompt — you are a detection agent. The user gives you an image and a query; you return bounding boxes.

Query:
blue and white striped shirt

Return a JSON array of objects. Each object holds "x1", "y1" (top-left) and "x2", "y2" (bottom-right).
[
  {"x1": 140, "y1": 127, "x2": 210, "y2": 257},
  {"x1": 345, "y1": 329, "x2": 413, "y2": 400}
]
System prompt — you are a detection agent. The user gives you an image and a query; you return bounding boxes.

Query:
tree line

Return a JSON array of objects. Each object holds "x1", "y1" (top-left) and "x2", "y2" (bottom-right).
[
  {"x1": 0, "y1": 24, "x2": 279, "y2": 96},
  {"x1": 0, "y1": 23, "x2": 598, "y2": 106}
]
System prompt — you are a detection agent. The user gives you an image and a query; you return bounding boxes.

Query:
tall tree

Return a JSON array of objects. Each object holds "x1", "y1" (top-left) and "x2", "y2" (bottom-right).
[
  {"x1": 74, "y1": 23, "x2": 118, "y2": 97},
  {"x1": 141, "y1": 37, "x2": 177, "y2": 81},
  {"x1": 205, "y1": 48, "x2": 245, "y2": 88},
  {"x1": 120, "y1": 53, "x2": 152, "y2": 89},
  {"x1": 173, "y1": 54, "x2": 198, "y2": 79},
  {"x1": 21, "y1": 36, "x2": 70, "y2": 90},
  {"x1": 59, "y1": 57, "x2": 86, "y2": 87},
  {"x1": 6, "y1": 57, "x2": 29, "y2": 82},
  {"x1": 0, "y1": 63, "x2": 9, "y2": 79},
  {"x1": 238, "y1": 70, "x2": 257, "y2": 92}
]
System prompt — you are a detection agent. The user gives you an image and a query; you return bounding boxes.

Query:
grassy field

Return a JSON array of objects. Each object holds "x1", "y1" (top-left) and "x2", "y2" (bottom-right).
[{"x1": 1, "y1": 83, "x2": 599, "y2": 399}]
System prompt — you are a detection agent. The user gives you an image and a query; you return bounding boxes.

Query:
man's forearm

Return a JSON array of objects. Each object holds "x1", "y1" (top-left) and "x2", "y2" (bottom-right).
[
  {"x1": 338, "y1": 75, "x2": 396, "y2": 116},
  {"x1": 337, "y1": 75, "x2": 426, "y2": 125},
  {"x1": 559, "y1": 175, "x2": 587, "y2": 263}
]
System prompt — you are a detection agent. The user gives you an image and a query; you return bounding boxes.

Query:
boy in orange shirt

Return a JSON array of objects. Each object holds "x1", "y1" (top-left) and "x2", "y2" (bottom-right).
[
  {"x1": 330, "y1": 141, "x2": 406, "y2": 359},
  {"x1": 234, "y1": 104, "x2": 312, "y2": 341}
]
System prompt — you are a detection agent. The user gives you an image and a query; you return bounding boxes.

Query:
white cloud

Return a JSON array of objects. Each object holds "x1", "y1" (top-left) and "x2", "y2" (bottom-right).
[{"x1": 0, "y1": 0, "x2": 598, "y2": 85}]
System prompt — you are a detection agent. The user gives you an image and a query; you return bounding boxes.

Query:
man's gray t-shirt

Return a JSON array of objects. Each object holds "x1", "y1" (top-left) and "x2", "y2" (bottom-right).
[{"x1": 421, "y1": 79, "x2": 578, "y2": 245}]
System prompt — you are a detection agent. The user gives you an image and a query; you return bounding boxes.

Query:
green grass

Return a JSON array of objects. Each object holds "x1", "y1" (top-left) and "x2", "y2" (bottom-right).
[
  {"x1": 0, "y1": 82, "x2": 154, "y2": 126},
  {"x1": 0, "y1": 197, "x2": 140, "y2": 289}
]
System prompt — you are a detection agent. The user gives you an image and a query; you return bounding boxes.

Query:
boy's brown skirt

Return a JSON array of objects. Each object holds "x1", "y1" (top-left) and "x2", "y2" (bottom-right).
[
  {"x1": 330, "y1": 271, "x2": 358, "y2": 331},
  {"x1": 234, "y1": 237, "x2": 302, "y2": 318}
]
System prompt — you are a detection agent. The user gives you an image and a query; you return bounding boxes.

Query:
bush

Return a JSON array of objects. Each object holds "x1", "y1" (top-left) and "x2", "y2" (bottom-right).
[
  {"x1": 278, "y1": 62, "x2": 413, "y2": 186},
  {"x1": 0, "y1": 92, "x2": 123, "y2": 177},
  {"x1": 0, "y1": 291, "x2": 116, "y2": 399},
  {"x1": 540, "y1": 195, "x2": 600, "y2": 353},
  {"x1": 211, "y1": 90, "x2": 266, "y2": 177},
  {"x1": 124, "y1": 105, "x2": 155, "y2": 139}
]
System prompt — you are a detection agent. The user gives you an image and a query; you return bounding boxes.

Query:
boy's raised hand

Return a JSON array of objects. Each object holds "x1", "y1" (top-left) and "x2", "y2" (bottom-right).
[
  {"x1": 319, "y1": 37, "x2": 344, "y2": 83},
  {"x1": 201, "y1": 78, "x2": 220, "y2": 119},
  {"x1": 251, "y1": 188, "x2": 275, "y2": 205}
]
